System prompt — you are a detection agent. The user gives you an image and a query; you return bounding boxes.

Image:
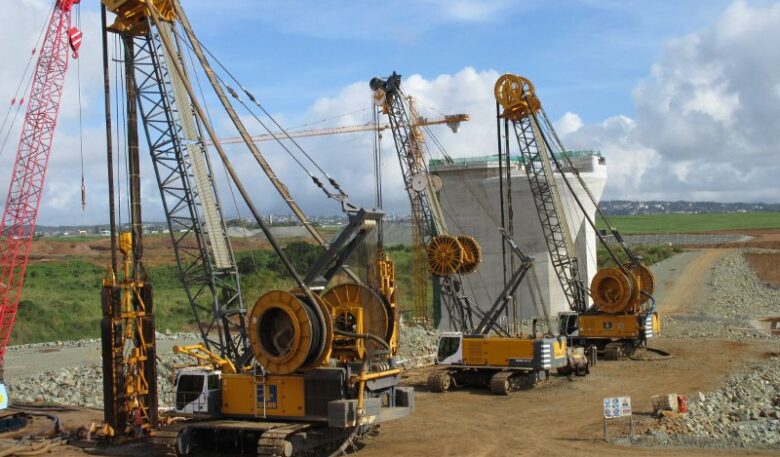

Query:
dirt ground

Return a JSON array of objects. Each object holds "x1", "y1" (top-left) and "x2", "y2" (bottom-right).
[
  {"x1": 27, "y1": 234, "x2": 276, "y2": 266},
  {"x1": 6, "y1": 229, "x2": 780, "y2": 456},
  {"x1": 744, "y1": 252, "x2": 780, "y2": 288}
]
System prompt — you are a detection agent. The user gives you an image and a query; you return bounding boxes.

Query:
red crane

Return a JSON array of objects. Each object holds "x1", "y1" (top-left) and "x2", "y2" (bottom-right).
[{"x1": 0, "y1": 0, "x2": 81, "y2": 381}]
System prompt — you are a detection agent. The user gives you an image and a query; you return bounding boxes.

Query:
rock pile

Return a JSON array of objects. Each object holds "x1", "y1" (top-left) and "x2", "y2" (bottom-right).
[
  {"x1": 7, "y1": 325, "x2": 437, "y2": 409},
  {"x1": 662, "y1": 250, "x2": 780, "y2": 340},
  {"x1": 639, "y1": 355, "x2": 780, "y2": 449}
]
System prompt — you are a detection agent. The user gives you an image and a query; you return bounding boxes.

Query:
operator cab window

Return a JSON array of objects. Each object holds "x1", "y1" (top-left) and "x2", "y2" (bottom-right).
[{"x1": 437, "y1": 336, "x2": 461, "y2": 361}]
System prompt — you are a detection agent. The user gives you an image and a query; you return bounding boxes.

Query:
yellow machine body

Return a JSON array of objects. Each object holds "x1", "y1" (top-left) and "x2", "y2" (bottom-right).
[
  {"x1": 221, "y1": 373, "x2": 306, "y2": 418},
  {"x1": 578, "y1": 313, "x2": 660, "y2": 339},
  {"x1": 461, "y1": 336, "x2": 566, "y2": 368}
]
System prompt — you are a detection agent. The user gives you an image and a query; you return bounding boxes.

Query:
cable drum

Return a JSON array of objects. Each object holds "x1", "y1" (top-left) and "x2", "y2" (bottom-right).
[
  {"x1": 248, "y1": 289, "x2": 331, "y2": 375},
  {"x1": 590, "y1": 267, "x2": 635, "y2": 314},
  {"x1": 323, "y1": 284, "x2": 389, "y2": 353}
]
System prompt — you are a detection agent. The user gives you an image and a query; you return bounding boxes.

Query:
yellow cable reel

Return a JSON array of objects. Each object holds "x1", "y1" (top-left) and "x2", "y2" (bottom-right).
[
  {"x1": 426, "y1": 235, "x2": 465, "y2": 276},
  {"x1": 322, "y1": 283, "x2": 389, "y2": 356},
  {"x1": 247, "y1": 289, "x2": 331, "y2": 375},
  {"x1": 456, "y1": 235, "x2": 482, "y2": 274},
  {"x1": 590, "y1": 267, "x2": 638, "y2": 314},
  {"x1": 629, "y1": 263, "x2": 655, "y2": 306},
  {"x1": 494, "y1": 74, "x2": 542, "y2": 121}
]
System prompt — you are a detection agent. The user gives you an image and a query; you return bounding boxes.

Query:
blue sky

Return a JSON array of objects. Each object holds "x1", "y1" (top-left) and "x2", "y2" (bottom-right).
[
  {"x1": 1, "y1": 0, "x2": 779, "y2": 225},
  {"x1": 180, "y1": 0, "x2": 736, "y2": 120}
]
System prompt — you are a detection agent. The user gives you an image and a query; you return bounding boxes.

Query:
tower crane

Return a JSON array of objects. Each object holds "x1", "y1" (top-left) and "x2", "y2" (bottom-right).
[
  {"x1": 371, "y1": 72, "x2": 589, "y2": 395},
  {"x1": 100, "y1": 1, "x2": 413, "y2": 452},
  {"x1": 495, "y1": 73, "x2": 659, "y2": 359},
  {"x1": 0, "y1": 0, "x2": 82, "y2": 400},
  {"x1": 214, "y1": 112, "x2": 469, "y2": 145}
]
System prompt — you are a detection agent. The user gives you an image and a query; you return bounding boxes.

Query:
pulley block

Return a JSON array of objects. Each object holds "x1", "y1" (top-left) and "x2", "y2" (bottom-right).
[{"x1": 494, "y1": 74, "x2": 541, "y2": 121}]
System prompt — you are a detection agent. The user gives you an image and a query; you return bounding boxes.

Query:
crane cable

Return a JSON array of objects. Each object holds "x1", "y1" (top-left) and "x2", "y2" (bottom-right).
[
  {"x1": 423, "y1": 116, "x2": 553, "y2": 332},
  {"x1": 167, "y1": 24, "x2": 348, "y2": 201},
  {"x1": 0, "y1": 3, "x2": 53, "y2": 157}
]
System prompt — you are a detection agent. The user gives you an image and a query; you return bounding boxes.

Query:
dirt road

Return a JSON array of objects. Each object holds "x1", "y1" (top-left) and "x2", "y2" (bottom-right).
[{"x1": 654, "y1": 249, "x2": 731, "y2": 315}]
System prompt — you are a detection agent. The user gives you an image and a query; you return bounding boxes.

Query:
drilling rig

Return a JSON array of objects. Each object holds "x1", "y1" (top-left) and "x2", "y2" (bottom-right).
[
  {"x1": 370, "y1": 72, "x2": 589, "y2": 395},
  {"x1": 495, "y1": 73, "x2": 659, "y2": 360},
  {"x1": 99, "y1": 1, "x2": 413, "y2": 453}
]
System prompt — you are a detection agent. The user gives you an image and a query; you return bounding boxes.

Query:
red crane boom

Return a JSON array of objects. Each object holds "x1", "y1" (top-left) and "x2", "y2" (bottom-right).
[{"x1": 0, "y1": 0, "x2": 80, "y2": 375}]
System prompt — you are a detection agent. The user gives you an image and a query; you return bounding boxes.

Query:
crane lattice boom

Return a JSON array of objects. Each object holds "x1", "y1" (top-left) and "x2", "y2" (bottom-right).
[{"x1": 0, "y1": 0, "x2": 80, "y2": 369}]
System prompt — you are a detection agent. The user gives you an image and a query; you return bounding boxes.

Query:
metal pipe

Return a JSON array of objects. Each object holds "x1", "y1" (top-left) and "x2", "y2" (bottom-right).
[{"x1": 101, "y1": 4, "x2": 117, "y2": 274}]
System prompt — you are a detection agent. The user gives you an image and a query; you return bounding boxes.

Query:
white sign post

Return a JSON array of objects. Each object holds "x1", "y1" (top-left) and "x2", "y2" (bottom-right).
[{"x1": 602, "y1": 396, "x2": 633, "y2": 442}]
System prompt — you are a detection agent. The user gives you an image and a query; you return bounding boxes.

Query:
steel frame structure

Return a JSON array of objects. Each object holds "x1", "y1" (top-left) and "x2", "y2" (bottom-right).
[
  {"x1": 130, "y1": 26, "x2": 248, "y2": 363},
  {"x1": 507, "y1": 114, "x2": 588, "y2": 312}
]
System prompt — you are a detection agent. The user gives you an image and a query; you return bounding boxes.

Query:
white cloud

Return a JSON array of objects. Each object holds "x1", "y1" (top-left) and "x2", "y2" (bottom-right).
[
  {"x1": 554, "y1": 112, "x2": 583, "y2": 136},
  {"x1": 559, "y1": 0, "x2": 780, "y2": 203}
]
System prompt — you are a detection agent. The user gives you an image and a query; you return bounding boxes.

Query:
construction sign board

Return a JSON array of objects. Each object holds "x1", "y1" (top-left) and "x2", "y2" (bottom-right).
[{"x1": 603, "y1": 396, "x2": 632, "y2": 419}]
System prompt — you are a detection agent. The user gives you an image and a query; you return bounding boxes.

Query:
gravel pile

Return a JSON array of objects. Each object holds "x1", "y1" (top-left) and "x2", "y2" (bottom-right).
[
  {"x1": 7, "y1": 325, "x2": 437, "y2": 409},
  {"x1": 661, "y1": 249, "x2": 780, "y2": 340},
  {"x1": 638, "y1": 356, "x2": 780, "y2": 449},
  {"x1": 7, "y1": 352, "x2": 189, "y2": 409},
  {"x1": 397, "y1": 324, "x2": 437, "y2": 365},
  {"x1": 6, "y1": 331, "x2": 197, "y2": 352},
  {"x1": 622, "y1": 234, "x2": 751, "y2": 246}
]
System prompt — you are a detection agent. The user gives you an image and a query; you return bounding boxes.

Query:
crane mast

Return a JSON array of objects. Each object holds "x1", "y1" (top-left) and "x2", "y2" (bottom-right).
[
  {"x1": 370, "y1": 73, "x2": 486, "y2": 332},
  {"x1": 495, "y1": 74, "x2": 659, "y2": 359},
  {"x1": 494, "y1": 75, "x2": 589, "y2": 312},
  {"x1": 0, "y1": 0, "x2": 81, "y2": 382}
]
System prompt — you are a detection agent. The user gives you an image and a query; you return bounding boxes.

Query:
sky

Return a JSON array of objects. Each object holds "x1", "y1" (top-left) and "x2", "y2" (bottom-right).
[{"x1": 0, "y1": 0, "x2": 778, "y2": 226}]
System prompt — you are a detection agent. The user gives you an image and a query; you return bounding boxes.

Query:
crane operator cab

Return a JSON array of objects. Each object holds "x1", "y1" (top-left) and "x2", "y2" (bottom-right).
[
  {"x1": 435, "y1": 332, "x2": 464, "y2": 365},
  {"x1": 558, "y1": 312, "x2": 579, "y2": 338},
  {"x1": 173, "y1": 367, "x2": 222, "y2": 416}
]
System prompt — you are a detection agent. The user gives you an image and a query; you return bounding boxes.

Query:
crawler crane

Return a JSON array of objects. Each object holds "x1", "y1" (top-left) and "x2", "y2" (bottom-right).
[
  {"x1": 370, "y1": 72, "x2": 589, "y2": 395},
  {"x1": 0, "y1": 0, "x2": 82, "y2": 402},
  {"x1": 495, "y1": 73, "x2": 659, "y2": 359},
  {"x1": 99, "y1": 1, "x2": 413, "y2": 454}
]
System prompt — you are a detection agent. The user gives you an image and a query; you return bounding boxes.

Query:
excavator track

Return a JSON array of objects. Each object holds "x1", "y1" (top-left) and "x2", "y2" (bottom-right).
[
  {"x1": 489, "y1": 371, "x2": 514, "y2": 395},
  {"x1": 257, "y1": 424, "x2": 309, "y2": 457},
  {"x1": 427, "y1": 370, "x2": 454, "y2": 392},
  {"x1": 603, "y1": 341, "x2": 636, "y2": 360}
]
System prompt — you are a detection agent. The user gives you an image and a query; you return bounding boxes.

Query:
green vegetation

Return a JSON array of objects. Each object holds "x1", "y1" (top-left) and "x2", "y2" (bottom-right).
[
  {"x1": 598, "y1": 212, "x2": 780, "y2": 235},
  {"x1": 4, "y1": 236, "x2": 684, "y2": 345},
  {"x1": 596, "y1": 244, "x2": 683, "y2": 269}
]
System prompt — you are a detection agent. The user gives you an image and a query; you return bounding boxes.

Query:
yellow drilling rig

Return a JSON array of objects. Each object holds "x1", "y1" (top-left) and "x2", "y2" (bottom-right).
[
  {"x1": 370, "y1": 72, "x2": 590, "y2": 395},
  {"x1": 98, "y1": 1, "x2": 413, "y2": 454},
  {"x1": 495, "y1": 73, "x2": 660, "y2": 359}
]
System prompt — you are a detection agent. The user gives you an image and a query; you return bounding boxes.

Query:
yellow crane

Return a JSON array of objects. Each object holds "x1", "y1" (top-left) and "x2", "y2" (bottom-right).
[{"x1": 213, "y1": 113, "x2": 469, "y2": 145}]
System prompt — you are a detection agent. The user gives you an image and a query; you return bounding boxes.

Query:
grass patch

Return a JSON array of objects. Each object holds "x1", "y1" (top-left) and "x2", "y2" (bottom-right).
[
  {"x1": 598, "y1": 212, "x2": 780, "y2": 235},
  {"x1": 597, "y1": 244, "x2": 683, "y2": 269}
]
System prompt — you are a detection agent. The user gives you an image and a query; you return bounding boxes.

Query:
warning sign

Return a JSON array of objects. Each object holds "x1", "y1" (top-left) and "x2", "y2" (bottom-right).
[{"x1": 603, "y1": 396, "x2": 631, "y2": 418}]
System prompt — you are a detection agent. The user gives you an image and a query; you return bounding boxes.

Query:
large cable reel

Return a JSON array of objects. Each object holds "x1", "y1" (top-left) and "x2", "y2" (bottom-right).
[
  {"x1": 456, "y1": 235, "x2": 482, "y2": 274},
  {"x1": 590, "y1": 262, "x2": 655, "y2": 314},
  {"x1": 247, "y1": 289, "x2": 332, "y2": 375},
  {"x1": 426, "y1": 235, "x2": 465, "y2": 276},
  {"x1": 322, "y1": 283, "x2": 391, "y2": 359}
]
